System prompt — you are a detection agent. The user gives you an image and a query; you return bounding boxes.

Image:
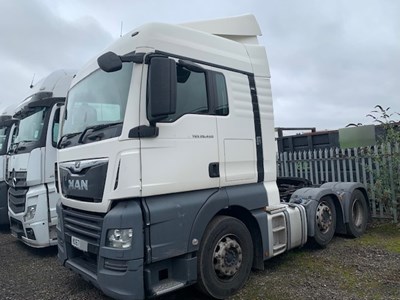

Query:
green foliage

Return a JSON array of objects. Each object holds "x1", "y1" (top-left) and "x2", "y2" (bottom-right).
[
  {"x1": 359, "y1": 222, "x2": 400, "y2": 254},
  {"x1": 366, "y1": 105, "x2": 400, "y2": 222}
]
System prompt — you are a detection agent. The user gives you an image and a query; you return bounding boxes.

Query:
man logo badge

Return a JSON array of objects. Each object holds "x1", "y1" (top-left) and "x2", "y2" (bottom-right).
[
  {"x1": 68, "y1": 179, "x2": 88, "y2": 191},
  {"x1": 72, "y1": 161, "x2": 83, "y2": 173}
]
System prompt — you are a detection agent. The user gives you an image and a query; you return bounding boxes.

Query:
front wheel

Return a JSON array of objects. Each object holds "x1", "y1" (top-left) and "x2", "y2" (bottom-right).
[
  {"x1": 346, "y1": 190, "x2": 368, "y2": 237},
  {"x1": 197, "y1": 216, "x2": 253, "y2": 299},
  {"x1": 312, "y1": 196, "x2": 336, "y2": 247}
]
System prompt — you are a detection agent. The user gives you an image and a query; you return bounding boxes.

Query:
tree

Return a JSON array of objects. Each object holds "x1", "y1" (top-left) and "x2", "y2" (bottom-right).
[{"x1": 367, "y1": 105, "x2": 399, "y2": 222}]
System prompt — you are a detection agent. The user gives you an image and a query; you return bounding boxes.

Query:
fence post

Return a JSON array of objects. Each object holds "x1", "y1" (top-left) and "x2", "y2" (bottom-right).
[
  {"x1": 330, "y1": 148, "x2": 335, "y2": 181},
  {"x1": 348, "y1": 148, "x2": 354, "y2": 182},
  {"x1": 283, "y1": 152, "x2": 289, "y2": 177},
  {"x1": 308, "y1": 150, "x2": 314, "y2": 183},
  {"x1": 335, "y1": 148, "x2": 341, "y2": 182},
  {"x1": 354, "y1": 147, "x2": 360, "y2": 182},
  {"x1": 324, "y1": 148, "x2": 329, "y2": 182},
  {"x1": 360, "y1": 148, "x2": 368, "y2": 191},
  {"x1": 387, "y1": 143, "x2": 398, "y2": 223},
  {"x1": 319, "y1": 149, "x2": 324, "y2": 182},
  {"x1": 313, "y1": 149, "x2": 319, "y2": 184},
  {"x1": 367, "y1": 146, "x2": 377, "y2": 217}
]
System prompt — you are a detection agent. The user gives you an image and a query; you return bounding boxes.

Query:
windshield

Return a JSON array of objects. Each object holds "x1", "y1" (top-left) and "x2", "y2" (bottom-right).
[
  {"x1": 14, "y1": 107, "x2": 47, "y2": 143},
  {"x1": 62, "y1": 63, "x2": 133, "y2": 136}
]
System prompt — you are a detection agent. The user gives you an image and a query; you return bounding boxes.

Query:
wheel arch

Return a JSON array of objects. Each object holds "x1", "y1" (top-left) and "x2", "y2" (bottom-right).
[
  {"x1": 217, "y1": 206, "x2": 265, "y2": 270},
  {"x1": 320, "y1": 182, "x2": 370, "y2": 225},
  {"x1": 189, "y1": 184, "x2": 268, "y2": 270},
  {"x1": 190, "y1": 204, "x2": 266, "y2": 271},
  {"x1": 290, "y1": 187, "x2": 345, "y2": 237}
]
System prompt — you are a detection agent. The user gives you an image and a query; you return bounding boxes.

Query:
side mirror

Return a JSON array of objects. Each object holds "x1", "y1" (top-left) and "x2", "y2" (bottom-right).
[
  {"x1": 97, "y1": 51, "x2": 122, "y2": 72},
  {"x1": 148, "y1": 57, "x2": 177, "y2": 123}
]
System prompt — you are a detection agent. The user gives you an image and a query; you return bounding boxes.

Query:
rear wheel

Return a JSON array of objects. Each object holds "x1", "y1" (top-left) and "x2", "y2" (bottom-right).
[
  {"x1": 346, "y1": 190, "x2": 368, "y2": 237},
  {"x1": 312, "y1": 196, "x2": 336, "y2": 247},
  {"x1": 197, "y1": 216, "x2": 253, "y2": 299}
]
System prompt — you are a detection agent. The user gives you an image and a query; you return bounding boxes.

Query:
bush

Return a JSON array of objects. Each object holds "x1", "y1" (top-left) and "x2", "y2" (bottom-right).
[{"x1": 366, "y1": 105, "x2": 400, "y2": 222}]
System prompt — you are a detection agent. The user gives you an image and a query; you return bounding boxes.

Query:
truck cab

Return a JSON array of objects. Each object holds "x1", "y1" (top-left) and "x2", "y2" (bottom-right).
[
  {"x1": 8, "y1": 70, "x2": 74, "y2": 247},
  {"x1": 57, "y1": 15, "x2": 368, "y2": 299},
  {"x1": 0, "y1": 114, "x2": 18, "y2": 226}
]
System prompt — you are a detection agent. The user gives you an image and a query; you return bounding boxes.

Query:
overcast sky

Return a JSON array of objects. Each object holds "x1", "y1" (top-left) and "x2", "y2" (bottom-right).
[{"x1": 0, "y1": 0, "x2": 399, "y2": 131}]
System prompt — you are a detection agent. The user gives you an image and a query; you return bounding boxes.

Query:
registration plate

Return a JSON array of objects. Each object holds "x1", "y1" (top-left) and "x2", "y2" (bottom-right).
[{"x1": 71, "y1": 236, "x2": 88, "y2": 252}]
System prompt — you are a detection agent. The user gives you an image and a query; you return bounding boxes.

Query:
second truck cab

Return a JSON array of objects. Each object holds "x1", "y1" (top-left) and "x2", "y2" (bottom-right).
[
  {"x1": 8, "y1": 70, "x2": 74, "y2": 247},
  {"x1": 0, "y1": 114, "x2": 18, "y2": 226}
]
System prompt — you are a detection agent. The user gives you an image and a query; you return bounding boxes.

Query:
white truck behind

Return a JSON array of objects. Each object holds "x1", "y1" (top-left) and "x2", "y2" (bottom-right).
[
  {"x1": 8, "y1": 70, "x2": 74, "y2": 247},
  {"x1": 56, "y1": 15, "x2": 369, "y2": 299},
  {"x1": 0, "y1": 113, "x2": 18, "y2": 226}
]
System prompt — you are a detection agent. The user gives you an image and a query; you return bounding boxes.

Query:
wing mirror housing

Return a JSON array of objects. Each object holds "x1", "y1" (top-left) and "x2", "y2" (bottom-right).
[
  {"x1": 97, "y1": 51, "x2": 123, "y2": 72},
  {"x1": 147, "y1": 57, "x2": 177, "y2": 124}
]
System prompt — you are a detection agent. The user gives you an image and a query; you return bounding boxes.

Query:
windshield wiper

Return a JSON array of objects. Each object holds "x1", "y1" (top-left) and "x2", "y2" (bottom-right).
[
  {"x1": 8, "y1": 140, "x2": 34, "y2": 153},
  {"x1": 78, "y1": 122, "x2": 123, "y2": 144},
  {"x1": 16, "y1": 140, "x2": 34, "y2": 149},
  {"x1": 58, "y1": 132, "x2": 81, "y2": 149},
  {"x1": 16, "y1": 140, "x2": 34, "y2": 144}
]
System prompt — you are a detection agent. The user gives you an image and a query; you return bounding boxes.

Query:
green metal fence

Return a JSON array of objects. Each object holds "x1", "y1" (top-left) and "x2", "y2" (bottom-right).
[{"x1": 277, "y1": 143, "x2": 399, "y2": 223}]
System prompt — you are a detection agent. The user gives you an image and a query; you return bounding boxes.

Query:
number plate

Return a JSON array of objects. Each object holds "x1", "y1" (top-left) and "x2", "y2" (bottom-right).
[{"x1": 71, "y1": 236, "x2": 88, "y2": 252}]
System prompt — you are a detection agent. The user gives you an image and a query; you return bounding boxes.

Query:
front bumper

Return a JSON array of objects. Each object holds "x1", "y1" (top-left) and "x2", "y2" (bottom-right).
[
  {"x1": 9, "y1": 185, "x2": 57, "y2": 248},
  {"x1": 57, "y1": 200, "x2": 145, "y2": 300}
]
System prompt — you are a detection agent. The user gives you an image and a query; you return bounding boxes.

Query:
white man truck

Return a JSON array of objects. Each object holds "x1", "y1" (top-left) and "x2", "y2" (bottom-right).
[
  {"x1": 0, "y1": 114, "x2": 18, "y2": 226},
  {"x1": 56, "y1": 15, "x2": 369, "y2": 299},
  {"x1": 8, "y1": 70, "x2": 74, "y2": 247}
]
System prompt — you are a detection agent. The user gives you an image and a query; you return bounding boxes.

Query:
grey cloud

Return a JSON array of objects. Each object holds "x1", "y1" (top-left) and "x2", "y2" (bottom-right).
[
  {"x1": 261, "y1": 0, "x2": 400, "y2": 130},
  {"x1": 0, "y1": 0, "x2": 114, "y2": 110},
  {"x1": 0, "y1": 0, "x2": 399, "y2": 132}
]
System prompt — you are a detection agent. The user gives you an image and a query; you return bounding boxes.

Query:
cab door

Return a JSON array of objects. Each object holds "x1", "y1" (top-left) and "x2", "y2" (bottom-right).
[{"x1": 140, "y1": 59, "x2": 220, "y2": 197}]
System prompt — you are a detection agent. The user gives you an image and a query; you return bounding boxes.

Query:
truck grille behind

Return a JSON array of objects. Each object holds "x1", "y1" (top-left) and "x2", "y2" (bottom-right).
[
  {"x1": 7, "y1": 171, "x2": 27, "y2": 187},
  {"x1": 8, "y1": 187, "x2": 28, "y2": 214}
]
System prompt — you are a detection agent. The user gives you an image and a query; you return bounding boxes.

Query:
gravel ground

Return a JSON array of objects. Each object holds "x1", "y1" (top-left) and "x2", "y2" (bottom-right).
[{"x1": 0, "y1": 221, "x2": 399, "y2": 300}]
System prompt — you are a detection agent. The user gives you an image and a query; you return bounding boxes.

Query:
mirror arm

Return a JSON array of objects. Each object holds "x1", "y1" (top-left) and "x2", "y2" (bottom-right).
[
  {"x1": 121, "y1": 52, "x2": 145, "y2": 64},
  {"x1": 178, "y1": 59, "x2": 204, "y2": 73}
]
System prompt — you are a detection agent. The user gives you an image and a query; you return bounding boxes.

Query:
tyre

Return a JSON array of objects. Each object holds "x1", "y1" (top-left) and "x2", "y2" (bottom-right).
[
  {"x1": 346, "y1": 190, "x2": 368, "y2": 237},
  {"x1": 197, "y1": 216, "x2": 253, "y2": 299},
  {"x1": 312, "y1": 196, "x2": 336, "y2": 247}
]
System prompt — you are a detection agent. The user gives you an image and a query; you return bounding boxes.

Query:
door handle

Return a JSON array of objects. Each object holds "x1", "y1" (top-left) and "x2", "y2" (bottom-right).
[{"x1": 209, "y1": 162, "x2": 220, "y2": 178}]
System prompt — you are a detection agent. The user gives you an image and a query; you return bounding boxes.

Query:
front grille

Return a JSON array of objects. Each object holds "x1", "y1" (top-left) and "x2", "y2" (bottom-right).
[
  {"x1": 63, "y1": 207, "x2": 104, "y2": 273},
  {"x1": 59, "y1": 159, "x2": 108, "y2": 203},
  {"x1": 63, "y1": 207, "x2": 104, "y2": 248},
  {"x1": 9, "y1": 187, "x2": 28, "y2": 214}
]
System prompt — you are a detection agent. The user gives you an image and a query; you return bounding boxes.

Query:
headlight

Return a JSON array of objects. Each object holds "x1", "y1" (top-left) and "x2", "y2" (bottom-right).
[
  {"x1": 24, "y1": 205, "x2": 37, "y2": 222},
  {"x1": 106, "y1": 228, "x2": 133, "y2": 249}
]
